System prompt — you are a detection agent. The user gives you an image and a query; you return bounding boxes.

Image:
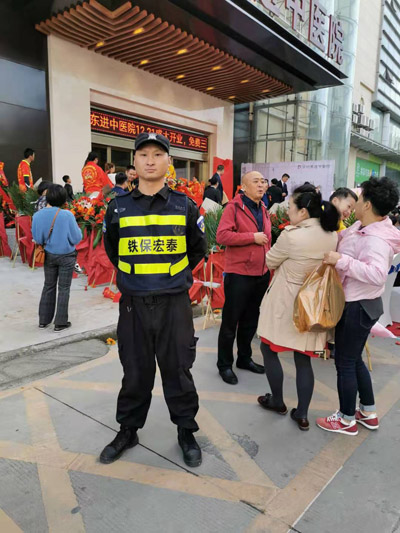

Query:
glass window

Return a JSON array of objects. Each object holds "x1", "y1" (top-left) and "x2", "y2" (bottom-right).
[
  {"x1": 189, "y1": 161, "x2": 200, "y2": 180},
  {"x1": 173, "y1": 158, "x2": 187, "y2": 180},
  {"x1": 91, "y1": 144, "x2": 107, "y2": 170},
  {"x1": 111, "y1": 148, "x2": 131, "y2": 173}
]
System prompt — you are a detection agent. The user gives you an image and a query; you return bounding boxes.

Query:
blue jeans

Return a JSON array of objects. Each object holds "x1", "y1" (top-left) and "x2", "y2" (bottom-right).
[{"x1": 334, "y1": 301, "x2": 377, "y2": 420}]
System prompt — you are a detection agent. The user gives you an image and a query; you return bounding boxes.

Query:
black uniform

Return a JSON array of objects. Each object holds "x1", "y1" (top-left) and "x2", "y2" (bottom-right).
[{"x1": 103, "y1": 185, "x2": 207, "y2": 431}]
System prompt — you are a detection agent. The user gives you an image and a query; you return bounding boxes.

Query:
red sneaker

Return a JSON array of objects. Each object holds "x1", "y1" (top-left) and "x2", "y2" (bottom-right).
[
  {"x1": 316, "y1": 411, "x2": 358, "y2": 435},
  {"x1": 355, "y1": 409, "x2": 379, "y2": 430}
]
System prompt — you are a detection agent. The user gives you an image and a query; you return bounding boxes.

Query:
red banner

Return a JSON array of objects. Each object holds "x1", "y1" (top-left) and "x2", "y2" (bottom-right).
[{"x1": 91, "y1": 109, "x2": 208, "y2": 153}]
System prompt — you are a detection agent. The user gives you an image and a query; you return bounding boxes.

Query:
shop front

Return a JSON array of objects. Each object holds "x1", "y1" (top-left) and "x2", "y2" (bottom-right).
[
  {"x1": 90, "y1": 108, "x2": 208, "y2": 181},
  {"x1": 35, "y1": 0, "x2": 346, "y2": 190}
]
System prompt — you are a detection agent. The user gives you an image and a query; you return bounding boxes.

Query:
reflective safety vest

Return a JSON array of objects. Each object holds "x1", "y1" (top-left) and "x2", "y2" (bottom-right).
[{"x1": 115, "y1": 190, "x2": 191, "y2": 293}]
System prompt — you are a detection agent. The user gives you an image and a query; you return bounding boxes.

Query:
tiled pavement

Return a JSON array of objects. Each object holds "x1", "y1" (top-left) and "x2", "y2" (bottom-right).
[{"x1": 1, "y1": 320, "x2": 400, "y2": 533}]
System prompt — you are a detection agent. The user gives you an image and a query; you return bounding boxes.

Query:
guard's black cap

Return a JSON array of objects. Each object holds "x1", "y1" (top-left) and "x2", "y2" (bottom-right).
[{"x1": 135, "y1": 132, "x2": 170, "y2": 153}]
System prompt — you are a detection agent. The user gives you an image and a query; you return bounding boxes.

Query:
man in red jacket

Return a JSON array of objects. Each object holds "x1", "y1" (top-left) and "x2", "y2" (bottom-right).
[{"x1": 216, "y1": 171, "x2": 271, "y2": 384}]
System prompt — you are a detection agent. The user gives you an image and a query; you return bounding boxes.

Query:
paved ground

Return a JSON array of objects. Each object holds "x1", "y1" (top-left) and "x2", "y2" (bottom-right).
[
  {"x1": 0, "y1": 318, "x2": 399, "y2": 533},
  {"x1": 0, "y1": 257, "x2": 119, "y2": 356}
]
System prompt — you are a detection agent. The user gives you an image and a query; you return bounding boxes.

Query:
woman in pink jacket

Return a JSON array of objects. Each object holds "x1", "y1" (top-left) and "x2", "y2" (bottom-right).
[{"x1": 317, "y1": 177, "x2": 400, "y2": 435}]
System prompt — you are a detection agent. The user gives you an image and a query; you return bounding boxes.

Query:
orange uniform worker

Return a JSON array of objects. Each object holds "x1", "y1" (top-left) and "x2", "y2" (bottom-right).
[
  {"x1": 17, "y1": 148, "x2": 35, "y2": 192},
  {"x1": 81, "y1": 151, "x2": 113, "y2": 196}
]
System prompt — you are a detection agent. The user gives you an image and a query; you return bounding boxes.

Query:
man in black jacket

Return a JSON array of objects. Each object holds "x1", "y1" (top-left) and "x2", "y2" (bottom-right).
[
  {"x1": 277, "y1": 173, "x2": 290, "y2": 198},
  {"x1": 101, "y1": 133, "x2": 207, "y2": 468},
  {"x1": 268, "y1": 179, "x2": 283, "y2": 208}
]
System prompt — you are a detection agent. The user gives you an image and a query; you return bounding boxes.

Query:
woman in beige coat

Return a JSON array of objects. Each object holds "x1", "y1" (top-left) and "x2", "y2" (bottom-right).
[{"x1": 257, "y1": 183, "x2": 339, "y2": 430}]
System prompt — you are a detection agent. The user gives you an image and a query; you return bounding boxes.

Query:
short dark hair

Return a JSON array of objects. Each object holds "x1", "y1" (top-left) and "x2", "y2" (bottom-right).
[
  {"x1": 105, "y1": 162, "x2": 115, "y2": 172},
  {"x1": 329, "y1": 187, "x2": 358, "y2": 202},
  {"x1": 271, "y1": 178, "x2": 278, "y2": 185},
  {"x1": 217, "y1": 165, "x2": 224, "y2": 172},
  {"x1": 24, "y1": 148, "x2": 34, "y2": 159},
  {"x1": 209, "y1": 176, "x2": 218, "y2": 186},
  {"x1": 361, "y1": 177, "x2": 399, "y2": 216},
  {"x1": 115, "y1": 172, "x2": 128, "y2": 186},
  {"x1": 292, "y1": 183, "x2": 339, "y2": 232},
  {"x1": 37, "y1": 181, "x2": 51, "y2": 196},
  {"x1": 126, "y1": 165, "x2": 135, "y2": 171},
  {"x1": 85, "y1": 152, "x2": 98, "y2": 165},
  {"x1": 282, "y1": 173, "x2": 290, "y2": 179},
  {"x1": 62, "y1": 175, "x2": 70, "y2": 183},
  {"x1": 46, "y1": 183, "x2": 67, "y2": 207}
]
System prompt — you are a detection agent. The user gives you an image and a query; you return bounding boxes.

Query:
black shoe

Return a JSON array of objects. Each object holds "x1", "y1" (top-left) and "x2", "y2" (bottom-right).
[
  {"x1": 236, "y1": 359, "x2": 265, "y2": 374},
  {"x1": 290, "y1": 408, "x2": 309, "y2": 431},
  {"x1": 219, "y1": 368, "x2": 238, "y2": 385},
  {"x1": 39, "y1": 323, "x2": 49, "y2": 329},
  {"x1": 178, "y1": 427, "x2": 202, "y2": 467},
  {"x1": 257, "y1": 393, "x2": 288, "y2": 415},
  {"x1": 54, "y1": 322, "x2": 71, "y2": 332},
  {"x1": 99, "y1": 427, "x2": 139, "y2": 464}
]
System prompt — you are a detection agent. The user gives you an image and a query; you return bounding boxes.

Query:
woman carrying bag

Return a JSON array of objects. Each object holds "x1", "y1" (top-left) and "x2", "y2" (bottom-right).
[
  {"x1": 256, "y1": 184, "x2": 339, "y2": 430},
  {"x1": 317, "y1": 177, "x2": 400, "y2": 435},
  {"x1": 32, "y1": 184, "x2": 82, "y2": 331}
]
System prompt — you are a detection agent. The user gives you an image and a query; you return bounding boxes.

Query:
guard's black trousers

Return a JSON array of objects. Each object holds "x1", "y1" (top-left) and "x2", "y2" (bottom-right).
[{"x1": 116, "y1": 291, "x2": 199, "y2": 432}]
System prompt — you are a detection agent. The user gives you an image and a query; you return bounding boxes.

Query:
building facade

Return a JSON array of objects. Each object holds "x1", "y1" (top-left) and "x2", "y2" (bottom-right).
[
  {"x1": 235, "y1": 0, "x2": 400, "y2": 190},
  {"x1": 349, "y1": 0, "x2": 400, "y2": 187},
  {"x1": 1, "y1": 0, "x2": 345, "y2": 193}
]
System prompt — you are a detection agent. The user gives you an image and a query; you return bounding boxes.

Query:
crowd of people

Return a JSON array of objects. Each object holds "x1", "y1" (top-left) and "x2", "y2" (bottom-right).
[{"x1": 14, "y1": 134, "x2": 400, "y2": 467}]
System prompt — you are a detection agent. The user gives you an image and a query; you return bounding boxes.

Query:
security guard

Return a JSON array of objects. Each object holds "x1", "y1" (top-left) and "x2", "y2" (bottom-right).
[{"x1": 100, "y1": 133, "x2": 207, "y2": 467}]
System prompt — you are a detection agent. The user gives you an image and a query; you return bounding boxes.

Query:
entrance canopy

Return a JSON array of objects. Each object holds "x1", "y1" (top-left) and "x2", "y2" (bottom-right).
[{"x1": 36, "y1": 0, "x2": 345, "y2": 103}]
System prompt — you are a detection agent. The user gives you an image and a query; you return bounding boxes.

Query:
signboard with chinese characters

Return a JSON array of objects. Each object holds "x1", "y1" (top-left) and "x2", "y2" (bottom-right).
[
  {"x1": 90, "y1": 109, "x2": 208, "y2": 153},
  {"x1": 250, "y1": 0, "x2": 344, "y2": 66},
  {"x1": 241, "y1": 159, "x2": 335, "y2": 201},
  {"x1": 355, "y1": 158, "x2": 380, "y2": 184}
]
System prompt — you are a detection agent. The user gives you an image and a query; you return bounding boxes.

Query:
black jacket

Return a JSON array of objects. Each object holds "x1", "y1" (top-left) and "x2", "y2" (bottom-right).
[
  {"x1": 103, "y1": 185, "x2": 208, "y2": 295},
  {"x1": 268, "y1": 185, "x2": 283, "y2": 208},
  {"x1": 203, "y1": 186, "x2": 221, "y2": 204},
  {"x1": 277, "y1": 180, "x2": 288, "y2": 196}
]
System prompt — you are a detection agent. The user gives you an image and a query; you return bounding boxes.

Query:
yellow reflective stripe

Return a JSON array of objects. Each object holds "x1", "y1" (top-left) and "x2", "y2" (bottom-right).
[
  {"x1": 170, "y1": 255, "x2": 189, "y2": 276},
  {"x1": 118, "y1": 259, "x2": 131, "y2": 274},
  {"x1": 119, "y1": 236, "x2": 186, "y2": 256},
  {"x1": 134, "y1": 263, "x2": 171, "y2": 275},
  {"x1": 120, "y1": 215, "x2": 186, "y2": 227}
]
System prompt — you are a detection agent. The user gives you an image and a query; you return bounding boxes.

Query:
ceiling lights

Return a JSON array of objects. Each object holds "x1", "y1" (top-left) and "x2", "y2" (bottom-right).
[
  {"x1": 139, "y1": 59, "x2": 149, "y2": 65},
  {"x1": 177, "y1": 48, "x2": 188, "y2": 55},
  {"x1": 133, "y1": 27, "x2": 144, "y2": 35}
]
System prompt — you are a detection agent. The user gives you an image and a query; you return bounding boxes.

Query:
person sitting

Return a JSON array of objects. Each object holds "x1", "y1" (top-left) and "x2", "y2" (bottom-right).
[
  {"x1": 330, "y1": 187, "x2": 358, "y2": 231},
  {"x1": 268, "y1": 179, "x2": 283, "y2": 208},
  {"x1": 35, "y1": 181, "x2": 51, "y2": 212},
  {"x1": 32, "y1": 184, "x2": 82, "y2": 332},
  {"x1": 112, "y1": 172, "x2": 129, "y2": 195},
  {"x1": 62, "y1": 175, "x2": 74, "y2": 202},
  {"x1": 257, "y1": 183, "x2": 339, "y2": 431},
  {"x1": 203, "y1": 176, "x2": 222, "y2": 204},
  {"x1": 317, "y1": 177, "x2": 400, "y2": 435}
]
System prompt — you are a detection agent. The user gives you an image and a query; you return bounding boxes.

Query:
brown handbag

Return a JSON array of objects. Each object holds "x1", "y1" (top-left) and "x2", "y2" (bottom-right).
[{"x1": 34, "y1": 209, "x2": 61, "y2": 264}]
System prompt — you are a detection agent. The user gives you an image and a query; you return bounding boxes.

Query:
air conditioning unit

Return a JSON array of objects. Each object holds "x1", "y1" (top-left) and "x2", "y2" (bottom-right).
[
  {"x1": 352, "y1": 103, "x2": 359, "y2": 114},
  {"x1": 369, "y1": 119, "x2": 375, "y2": 131},
  {"x1": 352, "y1": 113, "x2": 359, "y2": 125},
  {"x1": 359, "y1": 115, "x2": 369, "y2": 127},
  {"x1": 358, "y1": 104, "x2": 365, "y2": 115}
]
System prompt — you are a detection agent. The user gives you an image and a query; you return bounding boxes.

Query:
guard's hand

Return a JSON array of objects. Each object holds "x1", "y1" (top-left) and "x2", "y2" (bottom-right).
[
  {"x1": 254, "y1": 232, "x2": 268, "y2": 246},
  {"x1": 323, "y1": 251, "x2": 341, "y2": 265}
]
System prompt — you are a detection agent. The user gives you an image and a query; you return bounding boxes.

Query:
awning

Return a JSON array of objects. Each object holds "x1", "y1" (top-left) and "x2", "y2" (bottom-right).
[
  {"x1": 36, "y1": 0, "x2": 344, "y2": 103},
  {"x1": 351, "y1": 132, "x2": 400, "y2": 165}
]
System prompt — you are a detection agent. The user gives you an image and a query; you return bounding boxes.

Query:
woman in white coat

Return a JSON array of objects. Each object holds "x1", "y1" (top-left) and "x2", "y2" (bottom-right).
[{"x1": 257, "y1": 184, "x2": 339, "y2": 430}]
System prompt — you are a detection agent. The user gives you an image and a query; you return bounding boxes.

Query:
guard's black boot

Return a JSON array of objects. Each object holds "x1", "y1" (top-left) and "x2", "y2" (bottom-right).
[
  {"x1": 178, "y1": 427, "x2": 202, "y2": 467},
  {"x1": 99, "y1": 427, "x2": 138, "y2": 464}
]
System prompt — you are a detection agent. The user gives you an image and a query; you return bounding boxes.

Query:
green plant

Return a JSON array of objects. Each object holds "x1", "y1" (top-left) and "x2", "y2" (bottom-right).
[
  {"x1": 343, "y1": 211, "x2": 356, "y2": 228},
  {"x1": 269, "y1": 206, "x2": 290, "y2": 245},
  {"x1": 7, "y1": 183, "x2": 39, "y2": 217},
  {"x1": 204, "y1": 207, "x2": 224, "y2": 252}
]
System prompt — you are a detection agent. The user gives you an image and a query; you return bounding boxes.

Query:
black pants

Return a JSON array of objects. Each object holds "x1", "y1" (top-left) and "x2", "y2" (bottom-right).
[
  {"x1": 217, "y1": 272, "x2": 270, "y2": 370},
  {"x1": 261, "y1": 343, "x2": 315, "y2": 418},
  {"x1": 335, "y1": 301, "x2": 377, "y2": 418},
  {"x1": 39, "y1": 251, "x2": 76, "y2": 326},
  {"x1": 116, "y1": 291, "x2": 199, "y2": 431}
]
